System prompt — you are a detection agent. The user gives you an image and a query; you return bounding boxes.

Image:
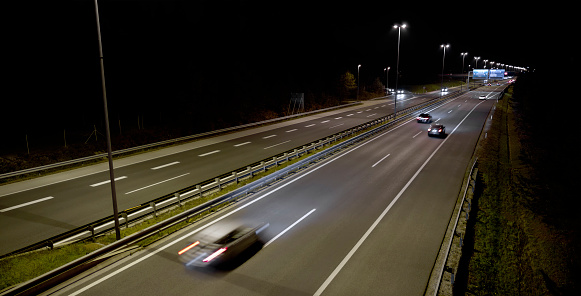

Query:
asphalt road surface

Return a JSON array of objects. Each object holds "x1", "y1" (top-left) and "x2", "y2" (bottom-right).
[
  {"x1": 46, "y1": 85, "x2": 505, "y2": 295},
  {"x1": 0, "y1": 88, "x2": 466, "y2": 255}
]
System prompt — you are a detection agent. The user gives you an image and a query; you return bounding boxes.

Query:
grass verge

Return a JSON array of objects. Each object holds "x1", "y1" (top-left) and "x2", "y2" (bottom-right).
[{"x1": 461, "y1": 84, "x2": 578, "y2": 295}]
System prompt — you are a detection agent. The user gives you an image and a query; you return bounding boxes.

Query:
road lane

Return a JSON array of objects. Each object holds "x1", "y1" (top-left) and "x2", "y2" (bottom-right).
[
  {"x1": 0, "y1": 88, "x2": 478, "y2": 255},
  {"x1": 50, "y1": 89, "x2": 501, "y2": 296}
]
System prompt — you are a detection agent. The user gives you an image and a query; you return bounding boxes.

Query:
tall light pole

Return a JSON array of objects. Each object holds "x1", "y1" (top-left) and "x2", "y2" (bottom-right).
[
  {"x1": 384, "y1": 67, "x2": 390, "y2": 95},
  {"x1": 393, "y1": 24, "x2": 406, "y2": 117},
  {"x1": 93, "y1": 0, "x2": 121, "y2": 240},
  {"x1": 474, "y1": 56, "x2": 480, "y2": 69},
  {"x1": 357, "y1": 64, "x2": 361, "y2": 100},
  {"x1": 461, "y1": 52, "x2": 468, "y2": 74},
  {"x1": 440, "y1": 44, "x2": 450, "y2": 96}
]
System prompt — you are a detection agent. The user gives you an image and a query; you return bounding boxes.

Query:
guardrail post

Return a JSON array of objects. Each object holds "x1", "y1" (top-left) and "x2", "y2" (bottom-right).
[
  {"x1": 88, "y1": 225, "x2": 95, "y2": 241},
  {"x1": 46, "y1": 240, "x2": 53, "y2": 250},
  {"x1": 233, "y1": 171, "x2": 238, "y2": 184},
  {"x1": 261, "y1": 161, "x2": 265, "y2": 173},
  {"x1": 273, "y1": 156, "x2": 277, "y2": 167},
  {"x1": 215, "y1": 178, "x2": 221, "y2": 190},
  {"x1": 150, "y1": 202, "x2": 157, "y2": 218},
  {"x1": 122, "y1": 212, "x2": 128, "y2": 228},
  {"x1": 196, "y1": 185, "x2": 201, "y2": 197},
  {"x1": 247, "y1": 166, "x2": 252, "y2": 176},
  {"x1": 175, "y1": 193, "x2": 181, "y2": 207}
]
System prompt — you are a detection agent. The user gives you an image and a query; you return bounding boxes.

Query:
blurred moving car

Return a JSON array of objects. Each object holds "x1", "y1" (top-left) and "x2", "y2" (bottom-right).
[
  {"x1": 179, "y1": 223, "x2": 268, "y2": 268},
  {"x1": 478, "y1": 95, "x2": 486, "y2": 100},
  {"x1": 428, "y1": 124, "x2": 446, "y2": 137},
  {"x1": 416, "y1": 113, "x2": 432, "y2": 123},
  {"x1": 441, "y1": 87, "x2": 448, "y2": 92}
]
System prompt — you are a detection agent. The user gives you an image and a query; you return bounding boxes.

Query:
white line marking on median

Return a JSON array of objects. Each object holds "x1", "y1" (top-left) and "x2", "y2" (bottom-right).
[
  {"x1": 448, "y1": 110, "x2": 453, "y2": 113},
  {"x1": 264, "y1": 209, "x2": 316, "y2": 248},
  {"x1": 262, "y1": 134, "x2": 277, "y2": 139},
  {"x1": 151, "y1": 161, "x2": 180, "y2": 170},
  {"x1": 412, "y1": 131, "x2": 423, "y2": 138},
  {"x1": 0, "y1": 196, "x2": 54, "y2": 212},
  {"x1": 366, "y1": 113, "x2": 377, "y2": 117},
  {"x1": 313, "y1": 99, "x2": 487, "y2": 296},
  {"x1": 371, "y1": 154, "x2": 390, "y2": 168},
  {"x1": 125, "y1": 173, "x2": 190, "y2": 195},
  {"x1": 334, "y1": 117, "x2": 342, "y2": 120},
  {"x1": 234, "y1": 142, "x2": 251, "y2": 147},
  {"x1": 329, "y1": 123, "x2": 344, "y2": 129},
  {"x1": 286, "y1": 129, "x2": 298, "y2": 133},
  {"x1": 264, "y1": 140, "x2": 291, "y2": 150},
  {"x1": 90, "y1": 176, "x2": 127, "y2": 187},
  {"x1": 305, "y1": 124, "x2": 316, "y2": 127},
  {"x1": 198, "y1": 150, "x2": 220, "y2": 157},
  {"x1": 321, "y1": 120, "x2": 330, "y2": 123}
]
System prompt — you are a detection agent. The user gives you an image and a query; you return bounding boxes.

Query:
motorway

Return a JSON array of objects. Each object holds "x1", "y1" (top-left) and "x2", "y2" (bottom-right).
[
  {"x1": 45, "y1": 85, "x2": 505, "y2": 295},
  {"x1": 0, "y1": 88, "x2": 468, "y2": 255}
]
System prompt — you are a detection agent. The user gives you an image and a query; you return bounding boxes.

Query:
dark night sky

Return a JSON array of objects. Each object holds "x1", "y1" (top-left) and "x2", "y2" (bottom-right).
[{"x1": 3, "y1": 0, "x2": 579, "y2": 151}]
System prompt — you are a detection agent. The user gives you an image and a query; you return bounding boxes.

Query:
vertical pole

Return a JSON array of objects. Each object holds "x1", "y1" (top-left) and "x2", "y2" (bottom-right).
[{"x1": 94, "y1": 0, "x2": 121, "y2": 240}]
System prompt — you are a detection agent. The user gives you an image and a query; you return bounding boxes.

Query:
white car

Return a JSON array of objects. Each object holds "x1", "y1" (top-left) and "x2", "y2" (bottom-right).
[{"x1": 478, "y1": 95, "x2": 486, "y2": 100}]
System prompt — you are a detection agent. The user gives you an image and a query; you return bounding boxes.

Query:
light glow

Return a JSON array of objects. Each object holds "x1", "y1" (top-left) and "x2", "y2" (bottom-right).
[
  {"x1": 178, "y1": 241, "x2": 199, "y2": 255},
  {"x1": 203, "y1": 247, "x2": 227, "y2": 262}
]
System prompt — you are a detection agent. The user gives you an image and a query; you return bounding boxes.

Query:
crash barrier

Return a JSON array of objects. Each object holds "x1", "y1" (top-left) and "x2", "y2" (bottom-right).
[
  {"x1": 1, "y1": 90, "x2": 471, "y2": 296},
  {"x1": 430, "y1": 159, "x2": 478, "y2": 296},
  {"x1": 2, "y1": 90, "x2": 469, "y2": 260},
  {"x1": 0, "y1": 101, "x2": 365, "y2": 180}
]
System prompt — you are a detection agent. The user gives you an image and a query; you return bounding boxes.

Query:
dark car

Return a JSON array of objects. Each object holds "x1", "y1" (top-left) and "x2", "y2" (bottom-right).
[
  {"x1": 179, "y1": 223, "x2": 268, "y2": 268},
  {"x1": 428, "y1": 124, "x2": 446, "y2": 137},
  {"x1": 416, "y1": 113, "x2": 432, "y2": 123}
]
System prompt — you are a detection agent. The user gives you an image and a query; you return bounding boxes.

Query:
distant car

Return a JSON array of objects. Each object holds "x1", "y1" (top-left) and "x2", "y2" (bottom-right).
[
  {"x1": 428, "y1": 124, "x2": 446, "y2": 137},
  {"x1": 397, "y1": 89, "x2": 404, "y2": 94},
  {"x1": 486, "y1": 83, "x2": 492, "y2": 86},
  {"x1": 416, "y1": 113, "x2": 432, "y2": 123},
  {"x1": 441, "y1": 87, "x2": 448, "y2": 92},
  {"x1": 478, "y1": 95, "x2": 486, "y2": 100},
  {"x1": 179, "y1": 223, "x2": 268, "y2": 268}
]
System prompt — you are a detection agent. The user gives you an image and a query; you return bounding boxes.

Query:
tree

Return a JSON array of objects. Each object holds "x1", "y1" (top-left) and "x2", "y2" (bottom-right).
[
  {"x1": 338, "y1": 71, "x2": 357, "y2": 100},
  {"x1": 369, "y1": 77, "x2": 385, "y2": 94}
]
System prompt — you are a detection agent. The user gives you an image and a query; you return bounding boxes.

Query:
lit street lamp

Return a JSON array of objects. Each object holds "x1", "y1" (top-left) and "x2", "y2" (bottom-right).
[
  {"x1": 440, "y1": 44, "x2": 450, "y2": 96},
  {"x1": 384, "y1": 67, "x2": 390, "y2": 95},
  {"x1": 393, "y1": 23, "x2": 406, "y2": 117}
]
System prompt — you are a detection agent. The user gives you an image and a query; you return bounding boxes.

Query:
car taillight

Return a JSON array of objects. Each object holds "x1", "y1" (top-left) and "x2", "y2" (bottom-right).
[
  {"x1": 438, "y1": 129, "x2": 442, "y2": 132},
  {"x1": 178, "y1": 241, "x2": 200, "y2": 255},
  {"x1": 428, "y1": 128, "x2": 431, "y2": 131},
  {"x1": 203, "y1": 247, "x2": 227, "y2": 262}
]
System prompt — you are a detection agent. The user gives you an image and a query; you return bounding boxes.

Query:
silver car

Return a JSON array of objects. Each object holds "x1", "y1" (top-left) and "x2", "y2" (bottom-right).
[{"x1": 179, "y1": 223, "x2": 268, "y2": 268}]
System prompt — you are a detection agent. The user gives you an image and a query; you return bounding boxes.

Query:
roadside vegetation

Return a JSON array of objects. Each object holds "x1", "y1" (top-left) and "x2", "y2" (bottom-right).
[{"x1": 461, "y1": 74, "x2": 578, "y2": 295}]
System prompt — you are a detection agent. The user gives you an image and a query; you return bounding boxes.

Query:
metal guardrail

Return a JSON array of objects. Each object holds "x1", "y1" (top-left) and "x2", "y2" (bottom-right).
[
  {"x1": 432, "y1": 158, "x2": 478, "y2": 295},
  {"x1": 1, "y1": 90, "x2": 467, "y2": 260},
  {"x1": 0, "y1": 101, "x2": 365, "y2": 180},
  {"x1": 1, "y1": 90, "x2": 468, "y2": 296}
]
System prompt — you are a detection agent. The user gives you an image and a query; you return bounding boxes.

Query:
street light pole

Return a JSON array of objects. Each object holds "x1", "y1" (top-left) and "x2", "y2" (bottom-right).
[
  {"x1": 384, "y1": 67, "x2": 390, "y2": 95},
  {"x1": 93, "y1": 0, "x2": 121, "y2": 240},
  {"x1": 393, "y1": 24, "x2": 406, "y2": 117},
  {"x1": 440, "y1": 44, "x2": 450, "y2": 97},
  {"x1": 357, "y1": 64, "x2": 361, "y2": 100}
]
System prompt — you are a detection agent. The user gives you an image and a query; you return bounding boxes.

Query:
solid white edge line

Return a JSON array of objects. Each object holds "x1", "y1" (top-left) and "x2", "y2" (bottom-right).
[
  {"x1": 312, "y1": 99, "x2": 486, "y2": 296},
  {"x1": 150, "y1": 161, "x2": 180, "y2": 170},
  {"x1": 69, "y1": 95, "x2": 478, "y2": 296},
  {"x1": 264, "y1": 208, "x2": 316, "y2": 248},
  {"x1": 89, "y1": 176, "x2": 127, "y2": 187},
  {"x1": 371, "y1": 154, "x2": 390, "y2": 168},
  {"x1": 0, "y1": 196, "x2": 54, "y2": 212},
  {"x1": 125, "y1": 173, "x2": 190, "y2": 195}
]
